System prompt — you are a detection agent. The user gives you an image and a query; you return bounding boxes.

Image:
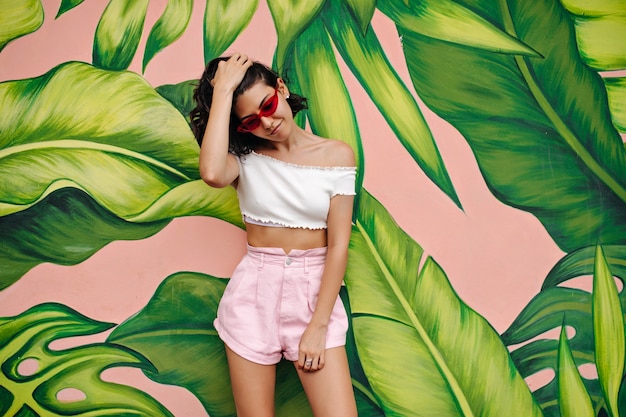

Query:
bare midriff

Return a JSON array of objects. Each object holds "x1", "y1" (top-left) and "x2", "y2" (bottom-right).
[{"x1": 245, "y1": 223, "x2": 327, "y2": 254}]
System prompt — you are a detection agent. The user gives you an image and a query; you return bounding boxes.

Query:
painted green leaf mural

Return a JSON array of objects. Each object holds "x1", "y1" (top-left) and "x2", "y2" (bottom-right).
[
  {"x1": 56, "y1": 0, "x2": 85, "y2": 18},
  {"x1": 345, "y1": 190, "x2": 543, "y2": 416},
  {"x1": 93, "y1": 0, "x2": 149, "y2": 70},
  {"x1": 0, "y1": 62, "x2": 242, "y2": 288},
  {"x1": 143, "y1": 0, "x2": 194, "y2": 72},
  {"x1": 559, "y1": 0, "x2": 626, "y2": 71},
  {"x1": 399, "y1": 0, "x2": 626, "y2": 252},
  {"x1": 557, "y1": 326, "x2": 595, "y2": 417},
  {"x1": 267, "y1": 0, "x2": 325, "y2": 71},
  {"x1": 0, "y1": 303, "x2": 172, "y2": 416},
  {"x1": 503, "y1": 245, "x2": 626, "y2": 416},
  {"x1": 107, "y1": 272, "x2": 313, "y2": 417},
  {"x1": 605, "y1": 77, "x2": 626, "y2": 133},
  {"x1": 322, "y1": 0, "x2": 462, "y2": 209},
  {"x1": 203, "y1": 0, "x2": 258, "y2": 64},
  {"x1": 288, "y1": 17, "x2": 365, "y2": 193},
  {"x1": 593, "y1": 245, "x2": 625, "y2": 417},
  {"x1": 0, "y1": 0, "x2": 43, "y2": 52},
  {"x1": 346, "y1": 0, "x2": 376, "y2": 34},
  {"x1": 377, "y1": 0, "x2": 537, "y2": 55}
]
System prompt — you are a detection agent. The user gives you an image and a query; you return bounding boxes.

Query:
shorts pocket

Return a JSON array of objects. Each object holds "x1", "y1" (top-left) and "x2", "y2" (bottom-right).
[{"x1": 306, "y1": 273, "x2": 322, "y2": 313}]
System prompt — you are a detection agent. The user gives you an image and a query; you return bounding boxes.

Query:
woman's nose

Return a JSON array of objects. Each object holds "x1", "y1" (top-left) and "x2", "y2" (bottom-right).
[{"x1": 260, "y1": 116, "x2": 274, "y2": 128}]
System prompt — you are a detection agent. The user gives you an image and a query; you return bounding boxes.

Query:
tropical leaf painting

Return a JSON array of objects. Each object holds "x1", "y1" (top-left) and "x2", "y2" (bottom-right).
[{"x1": 1, "y1": 1, "x2": 625, "y2": 416}]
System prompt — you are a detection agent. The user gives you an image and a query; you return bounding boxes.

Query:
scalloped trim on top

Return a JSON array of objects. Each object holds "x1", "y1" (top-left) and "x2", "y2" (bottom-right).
[
  {"x1": 248, "y1": 151, "x2": 356, "y2": 171},
  {"x1": 242, "y1": 213, "x2": 328, "y2": 230}
]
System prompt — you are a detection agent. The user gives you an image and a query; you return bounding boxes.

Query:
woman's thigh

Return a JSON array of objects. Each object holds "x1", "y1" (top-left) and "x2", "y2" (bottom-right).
[
  {"x1": 295, "y1": 346, "x2": 357, "y2": 417},
  {"x1": 225, "y1": 346, "x2": 276, "y2": 417}
]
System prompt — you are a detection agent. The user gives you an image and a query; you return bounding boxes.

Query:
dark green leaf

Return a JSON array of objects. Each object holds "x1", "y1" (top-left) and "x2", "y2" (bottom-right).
[
  {"x1": 56, "y1": 0, "x2": 85, "y2": 18},
  {"x1": 0, "y1": 303, "x2": 172, "y2": 416},
  {"x1": 93, "y1": 0, "x2": 149, "y2": 70},
  {"x1": 401, "y1": 0, "x2": 626, "y2": 251}
]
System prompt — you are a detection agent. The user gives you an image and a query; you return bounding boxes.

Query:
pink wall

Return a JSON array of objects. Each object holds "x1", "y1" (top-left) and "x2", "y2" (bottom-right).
[{"x1": 3, "y1": 0, "x2": 617, "y2": 415}]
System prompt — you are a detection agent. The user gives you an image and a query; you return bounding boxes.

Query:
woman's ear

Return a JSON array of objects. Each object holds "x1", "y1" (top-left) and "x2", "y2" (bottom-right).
[{"x1": 277, "y1": 78, "x2": 290, "y2": 99}]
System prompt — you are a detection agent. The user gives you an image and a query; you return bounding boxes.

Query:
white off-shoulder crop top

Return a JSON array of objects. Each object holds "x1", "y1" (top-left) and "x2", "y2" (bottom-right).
[{"x1": 235, "y1": 151, "x2": 357, "y2": 229}]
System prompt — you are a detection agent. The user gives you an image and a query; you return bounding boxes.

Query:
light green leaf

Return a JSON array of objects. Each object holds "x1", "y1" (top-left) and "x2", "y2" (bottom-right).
[
  {"x1": 557, "y1": 326, "x2": 595, "y2": 417},
  {"x1": 0, "y1": 303, "x2": 172, "y2": 416},
  {"x1": 605, "y1": 77, "x2": 626, "y2": 133},
  {"x1": 401, "y1": 0, "x2": 626, "y2": 251},
  {"x1": 143, "y1": 0, "x2": 193, "y2": 72},
  {"x1": 93, "y1": 0, "x2": 149, "y2": 70},
  {"x1": 267, "y1": 0, "x2": 325, "y2": 71},
  {"x1": 108, "y1": 272, "x2": 312, "y2": 417},
  {"x1": 377, "y1": 0, "x2": 537, "y2": 56},
  {"x1": 288, "y1": 17, "x2": 364, "y2": 194},
  {"x1": 0, "y1": 62, "x2": 242, "y2": 288},
  {"x1": 346, "y1": 190, "x2": 543, "y2": 416},
  {"x1": 322, "y1": 0, "x2": 461, "y2": 209},
  {"x1": 203, "y1": 0, "x2": 257, "y2": 63},
  {"x1": 346, "y1": 0, "x2": 376, "y2": 34},
  {"x1": 593, "y1": 245, "x2": 626, "y2": 417},
  {"x1": 560, "y1": 0, "x2": 626, "y2": 71},
  {"x1": 0, "y1": 0, "x2": 43, "y2": 52},
  {"x1": 56, "y1": 0, "x2": 85, "y2": 18}
]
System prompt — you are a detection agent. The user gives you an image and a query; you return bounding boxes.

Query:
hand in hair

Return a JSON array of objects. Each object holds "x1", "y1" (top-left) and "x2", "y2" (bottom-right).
[{"x1": 210, "y1": 53, "x2": 253, "y2": 93}]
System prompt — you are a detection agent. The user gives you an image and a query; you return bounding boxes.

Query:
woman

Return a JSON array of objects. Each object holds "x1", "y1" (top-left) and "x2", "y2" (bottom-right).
[{"x1": 190, "y1": 53, "x2": 358, "y2": 417}]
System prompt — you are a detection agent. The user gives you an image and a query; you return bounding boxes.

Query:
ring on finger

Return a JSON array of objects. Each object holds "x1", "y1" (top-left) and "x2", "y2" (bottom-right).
[{"x1": 305, "y1": 359, "x2": 313, "y2": 366}]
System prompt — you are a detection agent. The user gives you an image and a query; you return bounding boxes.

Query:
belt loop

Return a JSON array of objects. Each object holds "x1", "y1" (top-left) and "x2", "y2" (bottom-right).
[
  {"x1": 304, "y1": 255, "x2": 309, "y2": 275},
  {"x1": 258, "y1": 253, "x2": 264, "y2": 271}
]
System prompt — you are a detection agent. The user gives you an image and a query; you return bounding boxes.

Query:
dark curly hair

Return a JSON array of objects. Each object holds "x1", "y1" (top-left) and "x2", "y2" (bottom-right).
[{"x1": 189, "y1": 57, "x2": 308, "y2": 156}]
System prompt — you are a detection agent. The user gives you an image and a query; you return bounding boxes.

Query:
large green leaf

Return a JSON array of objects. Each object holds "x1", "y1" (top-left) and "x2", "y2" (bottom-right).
[
  {"x1": 287, "y1": 17, "x2": 365, "y2": 197},
  {"x1": 557, "y1": 326, "x2": 595, "y2": 417},
  {"x1": 0, "y1": 189, "x2": 168, "y2": 291},
  {"x1": 92, "y1": 0, "x2": 149, "y2": 70},
  {"x1": 143, "y1": 0, "x2": 193, "y2": 72},
  {"x1": 0, "y1": 303, "x2": 172, "y2": 416},
  {"x1": 345, "y1": 190, "x2": 542, "y2": 416},
  {"x1": 593, "y1": 245, "x2": 625, "y2": 417},
  {"x1": 203, "y1": 0, "x2": 257, "y2": 64},
  {"x1": 0, "y1": 0, "x2": 43, "y2": 52},
  {"x1": 108, "y1": 272, "x2": 313, "y2": 417},
  {"x1": 560, "y1": 0, "x2": 626, "y2": 71},
  {"x1": 377, "y1": 0, "x2": 537, "y2": 55},
  {"x1": 267, "y1": 0, "x2": 325, "y2": 71},
  {"x1": 0, "y1": 62, "x2": 242, "y2": 288},
  {"x1": 543, "y1": 245, "x2": 626, "y2": 289},
  {"x1": 322, "y1": 0, "x2": 462, "y2": 209},
  {"x1": 400, "y1": 0, "x2": 626, "y2": 251}
]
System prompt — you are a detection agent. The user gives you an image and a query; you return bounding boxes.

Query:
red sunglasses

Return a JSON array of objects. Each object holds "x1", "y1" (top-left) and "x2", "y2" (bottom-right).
[{"x1": 237, "y1": 88, "x2": 280, "y2": 132}]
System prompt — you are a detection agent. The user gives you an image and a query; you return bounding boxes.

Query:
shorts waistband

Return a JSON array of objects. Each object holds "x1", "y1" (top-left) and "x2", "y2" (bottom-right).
[{"x1": 246, "y1": 244, "x2": 327, "y2": 266}]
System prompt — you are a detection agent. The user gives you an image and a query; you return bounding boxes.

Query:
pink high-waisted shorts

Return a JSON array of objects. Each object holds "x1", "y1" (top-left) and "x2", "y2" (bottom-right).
[{"x1": 214, "y1": 245, "x2": 349, "y2": 365}]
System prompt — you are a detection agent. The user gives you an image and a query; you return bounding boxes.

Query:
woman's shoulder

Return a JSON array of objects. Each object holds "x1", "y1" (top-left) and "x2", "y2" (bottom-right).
[{"x1": 317, "y1": 138, "x2": 355, "y2": 168}]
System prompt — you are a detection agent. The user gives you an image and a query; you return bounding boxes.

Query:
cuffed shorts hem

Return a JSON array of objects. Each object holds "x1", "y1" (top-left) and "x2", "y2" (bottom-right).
[{"x1": 215, "y1": 319, "x2": 282, "y2": 365}]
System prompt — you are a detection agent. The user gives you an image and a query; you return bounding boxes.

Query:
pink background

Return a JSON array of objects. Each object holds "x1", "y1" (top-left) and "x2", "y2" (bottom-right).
[{"x1": 0, "y1": 1, "x2": 569, "y2": 415}]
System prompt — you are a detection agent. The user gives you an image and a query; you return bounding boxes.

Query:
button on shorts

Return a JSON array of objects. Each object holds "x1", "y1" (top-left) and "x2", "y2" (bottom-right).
[{"x1": 214, "y1": 244, "x2": 349, "y2": 365}]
